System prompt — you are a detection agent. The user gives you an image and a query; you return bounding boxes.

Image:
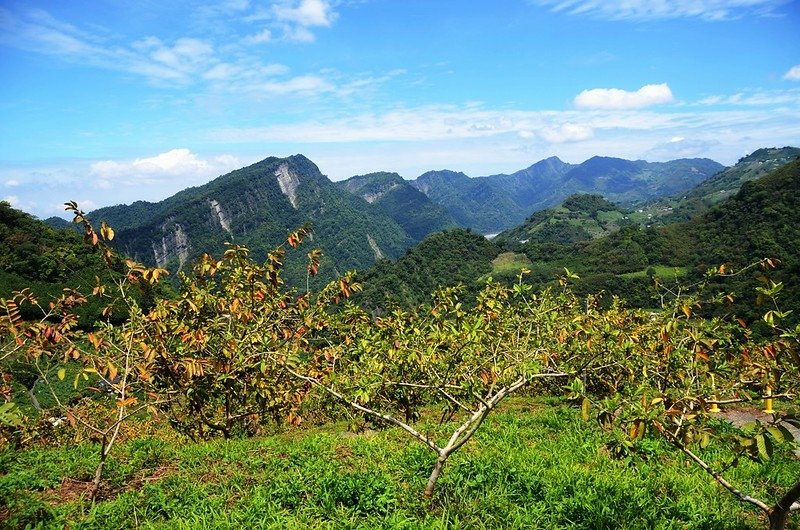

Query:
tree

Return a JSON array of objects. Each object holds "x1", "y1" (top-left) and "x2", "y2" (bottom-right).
[
  {"x1": 0, "y1": 203, "x2": 168, "y2": 499},
  {"x1": 142, "y1": 229, "x2": 341, "y2": 439},
  {"x1": 581, "y1": 261, "x2": 800, "y2": 530},
  {"x1": 283, "y1": 274, "x2": 597, "y2": 497}
]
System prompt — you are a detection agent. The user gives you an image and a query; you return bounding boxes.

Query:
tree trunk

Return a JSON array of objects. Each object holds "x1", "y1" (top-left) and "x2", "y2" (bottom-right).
[
  {"x1": 91, "y1": 437, "x2": 108, "y2": 501},
  {"x1": 26, "y1": 385, "x2": 41, "y2": 411},
  {"x1": 424, "y1": 455, "x2": 447, "y2": 498},
  {"x1": 768, "y1": 478, "x2": 800, "y2": 530},
  {"x1": 769, "y1": 509, "x2": 788, "y2": 530}
]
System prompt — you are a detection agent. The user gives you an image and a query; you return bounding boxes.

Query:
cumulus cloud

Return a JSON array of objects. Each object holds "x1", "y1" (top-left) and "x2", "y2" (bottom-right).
[
  {"x1": 532, "y1": 0, "x2": 787, "y2": 21},
  {"x1": 574, "y1": 83, "x2": 675, "y2": 110},
  {"x1": 538, "y1": 123, "x2": 594, "y2": 143},
  {"x1": 273, "y1": 0, "x2": 336, "y2": 28},
  {"x1": 784, "y1": 65, "x2": 800, "y2": 81},
  {"x1": 89, "y1": 149, "x2": 241, "y2": 188}
]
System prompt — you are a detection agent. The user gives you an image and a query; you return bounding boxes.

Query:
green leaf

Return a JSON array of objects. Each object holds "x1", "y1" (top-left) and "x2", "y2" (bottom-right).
[
  {"x1": 755, "y1": 434, "x2": 772, "y2": 461},
  {"x1": 766, "y1": 426, "x2": 785, "y2": 443}
]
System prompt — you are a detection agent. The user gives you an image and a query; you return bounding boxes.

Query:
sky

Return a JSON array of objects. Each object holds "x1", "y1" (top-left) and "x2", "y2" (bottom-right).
[{"x1": 1, "y1": 0, "x2": 799, "y2": 219}]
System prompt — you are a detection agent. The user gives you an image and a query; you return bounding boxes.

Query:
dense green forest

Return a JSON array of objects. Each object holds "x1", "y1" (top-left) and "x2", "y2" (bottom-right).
[
  {"x1": 0, "y1": 202, "x2": 155, "y2": 326},
  {"x1": 338, "y1": 172, "x2": 457, "y2": 241}
]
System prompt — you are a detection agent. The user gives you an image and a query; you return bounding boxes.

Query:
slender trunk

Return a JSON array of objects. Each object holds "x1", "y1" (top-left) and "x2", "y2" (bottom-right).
[
  {"x1": 91, "y1": 436, "x2": 108, "y2": 501},
  {"x1": 768, "y1": 478, "x2": 800, "y2": 530},
  {"x1": 424, "y1": 454, "x2": 448, "y2": 498},
  {"x1": 26, "y1": 385, "x2": 41, "y2": 411}
]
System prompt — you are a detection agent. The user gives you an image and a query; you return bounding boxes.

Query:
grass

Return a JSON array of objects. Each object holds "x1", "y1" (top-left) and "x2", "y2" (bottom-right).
[
  {"x1": 2, "y1": 398, "x2": 798, "y2": 529},
  {"x1": 620, "y1": 265, "x2": 689, "y2": 280},
  {"x1": 489, "y1": 252, "x2": 532, "y2": 276}
]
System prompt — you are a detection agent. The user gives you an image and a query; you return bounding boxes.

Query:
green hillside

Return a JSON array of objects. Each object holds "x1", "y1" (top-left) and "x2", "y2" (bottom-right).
[
  {"x1": 356, "y1": 229, "x2": 500, "y2": 308},
  {"x1": 642, "y1": 146, "x2": 800, "y2": 224},
  {"x1": 0, "y1": 202, "x2": 144, "y2": 326},
  {"x1": 89, "y1": 155, "x2": 415, "y2": 286},
  {"x1": 493, "y1": 194, "x2": 631, "y2": 247},
  {"x1": 338, "y1": 172, "x2": 457, "y2": 241}
]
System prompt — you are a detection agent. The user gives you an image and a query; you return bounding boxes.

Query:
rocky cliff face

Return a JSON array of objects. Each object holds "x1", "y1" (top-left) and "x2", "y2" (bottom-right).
[{"x1": 90, "y1": 155, "x2": 414, "y2": 285}]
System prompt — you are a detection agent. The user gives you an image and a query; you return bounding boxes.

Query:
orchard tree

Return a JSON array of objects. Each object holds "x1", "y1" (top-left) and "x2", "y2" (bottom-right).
[
  {"x1": 0, "y1": 203, "x2": 168, "y2": 499},
  {"x1": 581, "y1": 261, "x2": 800, "y2": 530},
  {"x1": 282, "y1": 273, "x2": 601, "y2": 497},
  {"x1": 143, "y1": 229, "x2": 346, "y2": 439}
]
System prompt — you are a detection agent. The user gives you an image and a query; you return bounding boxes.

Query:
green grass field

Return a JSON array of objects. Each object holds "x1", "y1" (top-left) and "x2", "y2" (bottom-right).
[
  {"x1": 2, "y1": 398, "x2": 796, "y2": 530},
  {"x1": 620, "y1": 265, "x2": 689, "y2": 280}
]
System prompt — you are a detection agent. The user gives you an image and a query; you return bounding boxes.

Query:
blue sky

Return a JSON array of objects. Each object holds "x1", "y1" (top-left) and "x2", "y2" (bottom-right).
[{"x1": 1, "y1": 0, "x2": 799, "y2": 218}]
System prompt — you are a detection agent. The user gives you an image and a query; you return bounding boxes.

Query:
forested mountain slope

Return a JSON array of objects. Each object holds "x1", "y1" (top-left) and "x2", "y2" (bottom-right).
[
  {"x1": 338, "y1": 172, "x2": 457, "y2": 241},
  {"x1": 359, "y1": 157, "x2": 800, "y2": 320},
  {"x1": 355, "y1": 229, "x2": 500, "y2": 308},
  {"x1": 657, "y1": 146, "x2": 800, "y2": 223},
  {"x1": 493, "y1": 194, "x2": 631, "y2": 247},
  {"x1": 408, "y1": 156, "x2": 722, "y2": 233},
  {"x1": 88, "y1": 155, "x2": 415, "y2": 285}
]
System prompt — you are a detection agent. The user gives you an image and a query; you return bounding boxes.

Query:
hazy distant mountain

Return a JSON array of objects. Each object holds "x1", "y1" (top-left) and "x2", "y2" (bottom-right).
[
  {"x1": 407, "y1": 156, "x2": 723, "y2": 233},
  {"x1": 88, "y1": 155, "x2": 414, "y2": 285},
  {"x1": 338, "y1": 172, "x2": 457, "y2": 241},
  {"x1": 479, "y1": 156, "x2": 574, "y2": 214}
]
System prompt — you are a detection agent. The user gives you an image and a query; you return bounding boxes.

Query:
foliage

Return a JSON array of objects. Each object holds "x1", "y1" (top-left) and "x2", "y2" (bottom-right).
[
  {"x1": 0, "y1": 202, "x2": 169, "y2": 498},
  {"x1": 575, "y1": 263, "x2": 800, "y2": 529},
  {"x1": 144, "y1": 227, "x2": 353, "y2": 439}
]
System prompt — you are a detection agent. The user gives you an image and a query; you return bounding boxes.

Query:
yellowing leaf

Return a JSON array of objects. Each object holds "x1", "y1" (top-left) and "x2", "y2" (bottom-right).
[
  {"x1": 57, "y1": 368, "x2": 66, "y2": 381},
  {"x1": 100, "y1": 222, "x2": 115, "y2": 241}
]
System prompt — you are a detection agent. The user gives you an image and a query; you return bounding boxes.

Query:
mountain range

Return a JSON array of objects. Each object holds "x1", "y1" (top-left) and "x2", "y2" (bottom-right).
[
  {"x1": 406, "y1": 156, "x2": 723, "y2": 233},
  {"x1": 29, "y1": 148, "x2": 799, "y2": 292},
  {"x1": 354, "y1": 153, "x2": 800, "y2": 322}
]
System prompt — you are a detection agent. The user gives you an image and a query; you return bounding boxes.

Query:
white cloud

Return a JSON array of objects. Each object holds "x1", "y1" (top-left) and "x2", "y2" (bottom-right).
[
  {"x1": 257, "y1": 75, "x2": 336, "y2": 95},
  {"x1": 784, "y1": 65, "x2": 800, "y2": 81},
  {"x1": 646, "y1": 137, "x2": 721, "y2": 159},
  {"x1": 574, "y1": 83, "x2": 675, "y2": 110},
  {"x1": 697, "y1": 88, "x2": 800, "y2": 106},
  {"x1": 89, "y1": 149, "x2": 241, "y2": 188},
  {"x1": 242, "y1": 29, "x2": 272, "y2": 45},
  {"x1": 538, "y1": 123, "x2": 594, "y2": 143},
  {"x1": 273, "y1": 0, "x2": 337, "y2": 27},
  {"x1": 533, "y1": 0, "x2": 787, "y2": 21},
  {"x1": 4, "y1": 179, "x2": 19, "y2": 187}
]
